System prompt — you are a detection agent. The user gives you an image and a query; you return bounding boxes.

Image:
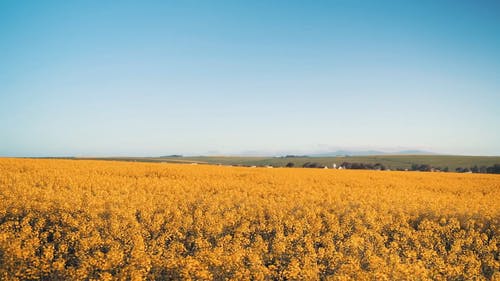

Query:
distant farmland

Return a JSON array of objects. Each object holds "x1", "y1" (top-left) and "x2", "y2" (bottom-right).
[{"x1": 71, "y1": 155, "x2": 500, "y2": 171}]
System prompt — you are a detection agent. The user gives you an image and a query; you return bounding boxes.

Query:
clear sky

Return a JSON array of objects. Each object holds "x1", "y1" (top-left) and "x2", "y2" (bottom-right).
[{"x1": 1, "y1": 0, "x2": 499, "y2": 156}]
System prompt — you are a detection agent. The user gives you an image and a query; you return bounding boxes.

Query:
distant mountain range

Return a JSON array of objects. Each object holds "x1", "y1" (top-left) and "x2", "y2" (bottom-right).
[
  {"x1": 310, "y1": 150, "x2": 437, "y2": 157},
  {"x1": 160, "y1": 149, "x2": 438, "y2": 158}
]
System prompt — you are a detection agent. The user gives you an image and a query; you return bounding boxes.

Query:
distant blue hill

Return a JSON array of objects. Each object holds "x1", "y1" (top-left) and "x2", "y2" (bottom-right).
[{"x1": 310, "y1": 150, "x2": 437, "y2": 157}]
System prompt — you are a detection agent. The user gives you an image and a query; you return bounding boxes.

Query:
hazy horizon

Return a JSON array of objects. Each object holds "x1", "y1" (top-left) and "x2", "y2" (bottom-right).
[
  {"x1": 5, "y1": 147, "x2": 500, "y2": 158},
  {"x1": 1, "y1": 1, "x2": 499, "y2": 157}
]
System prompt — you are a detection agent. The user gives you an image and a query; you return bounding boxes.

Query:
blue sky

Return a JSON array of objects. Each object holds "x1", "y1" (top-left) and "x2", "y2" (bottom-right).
[{"x1": 1, "y1": 0, "x2": 499, "y2": 156}]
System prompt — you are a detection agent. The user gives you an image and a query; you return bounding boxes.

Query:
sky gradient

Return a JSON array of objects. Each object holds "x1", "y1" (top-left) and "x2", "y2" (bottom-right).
[{"x1": 1, "y1": 0, "x2": 499, "y2": 156}]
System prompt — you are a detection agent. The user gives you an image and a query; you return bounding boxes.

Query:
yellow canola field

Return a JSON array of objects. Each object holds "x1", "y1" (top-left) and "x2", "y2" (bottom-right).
[{"x1": 0, "y1": 158, "x2": 499, "y2": 280}]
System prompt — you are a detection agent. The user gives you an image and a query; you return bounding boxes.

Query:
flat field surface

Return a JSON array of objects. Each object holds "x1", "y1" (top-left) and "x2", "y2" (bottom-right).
[{"x1": 0, "y1": 158, "x2": 499, "y2": 280}]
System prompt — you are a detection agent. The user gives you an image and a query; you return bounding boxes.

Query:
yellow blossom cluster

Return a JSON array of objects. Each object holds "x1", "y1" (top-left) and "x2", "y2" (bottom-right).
[{"x1": 0, "y1": 158, "x2": 498, "y2": 280}]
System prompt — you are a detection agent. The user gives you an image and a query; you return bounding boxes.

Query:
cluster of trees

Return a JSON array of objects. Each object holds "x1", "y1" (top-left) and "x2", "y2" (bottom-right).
[
  {"x1": 301, "y1": 162, "x2": 327, "y2": 168},
  {"x1": 297, "y1": 162, "x2": 388, "y2": 170},
  {"x1": 410, "y1": 163, "x2": 500, "y2": 174},
  {"x1": 455, "y1": 164, "x2": 500, "y2": 174},
  {"x1": 340, "y1": 162, "x2": 387, "y2": 170},
  {"x1": 281, "y1": 155, "x2": 309, "y2": 158},
  {"x1": 287, "y1": 161, "x2": 500, "y2": 174},
  {"x1": 410, "y1": 164, "x2": 448, "y2": 172}
]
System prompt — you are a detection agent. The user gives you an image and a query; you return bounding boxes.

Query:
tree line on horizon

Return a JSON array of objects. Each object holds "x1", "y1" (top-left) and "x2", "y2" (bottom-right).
[{"x1": 288, "y1": 161, "x2": 500, "y2": 174}]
